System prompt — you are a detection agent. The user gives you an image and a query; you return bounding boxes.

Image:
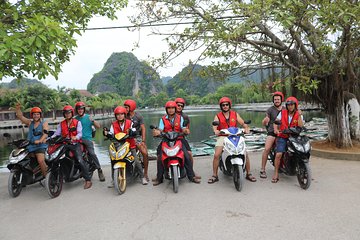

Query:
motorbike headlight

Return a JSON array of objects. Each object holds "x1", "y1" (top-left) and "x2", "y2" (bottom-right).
[
  {"x1": 9, "y1": 150, "x2": 28, "y2": 163},
  {"x1": 292, "y1": 142, "x2": 304, "y2": 153},
  {"x1": 236, "y1": 141, "x2": 245, "y2": 154},
  {"x1": 116, "y1": 147, "x2": 127, "y2": 159},
  {"x1": 224, "y1": 141, "x2": 237, "y2": 154},
  {"x1": 304, "y1": 141, "x2": 311, "y2": 152},
  {"x1": 48, "y1": 146, "x2": 64, "y2": 161},
  {"x1": 109, "y1": 149, "x2": 117, "y2": 159},
  {"x1": 164, "y1": 146, "x2": 180, "y2": 157}
]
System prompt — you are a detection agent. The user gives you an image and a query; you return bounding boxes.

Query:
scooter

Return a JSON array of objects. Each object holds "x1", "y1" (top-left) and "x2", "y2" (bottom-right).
[
  {"x1": 205, "y1": 121, "x2": 249, "y2": 191},
  {"x1": 150, "y1": 125, "x2": 188, "y2": 193},
  {"x1": 104, "y1": 130, "x2": 141, "y2": 195},
  {"x1": 4, "y1": 133, "x2": 45, "y2": 197},
  {"x1": 44, "y1": 135, "x2": 96, "y2": 198},
  {"x1": 268, "y1": 126, "x2": 312, "y2": 189}
]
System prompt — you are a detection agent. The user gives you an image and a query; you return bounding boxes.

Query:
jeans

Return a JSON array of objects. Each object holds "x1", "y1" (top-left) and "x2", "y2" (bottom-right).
[
  {"x1": 66, "y1": 143, "x2": 91, "y2": 181},
  {"x1": 82, "y1": 139, "x2": 101, "y2": 170}
]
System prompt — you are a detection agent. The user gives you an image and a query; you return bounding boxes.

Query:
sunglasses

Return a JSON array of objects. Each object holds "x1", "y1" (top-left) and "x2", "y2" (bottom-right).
[
  {"x1": 221, "y1": 103, "x2": 229, "y2": 107},
  {"x1": 177, "y1": 104, "x2": 184, "y2": 108}
]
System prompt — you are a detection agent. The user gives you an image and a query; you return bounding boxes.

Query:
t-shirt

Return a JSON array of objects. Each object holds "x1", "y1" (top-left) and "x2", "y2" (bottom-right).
[
  {"x1": 128, "y1": 111, "x2": 144, "y2": 136},
  {"x1": 266, "y1": 106, "x2": 283, "y2": 133},
  {"x1": 75, "y1": 114, "x2": 93, "y2": 140}
]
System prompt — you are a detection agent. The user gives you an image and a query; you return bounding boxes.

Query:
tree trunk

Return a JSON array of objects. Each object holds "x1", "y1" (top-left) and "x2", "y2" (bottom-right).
[
  {"x1": 346, "y1": 97, "x2": 360, "y2": 140},
  {"x1": 52, "y1": 110, "x2": 56, "y2": 120}
]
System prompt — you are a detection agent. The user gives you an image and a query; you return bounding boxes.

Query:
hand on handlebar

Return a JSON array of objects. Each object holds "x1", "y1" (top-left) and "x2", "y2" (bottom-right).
[{"x1": 152, "y1": 129, "x2": 161, "y2": 137}]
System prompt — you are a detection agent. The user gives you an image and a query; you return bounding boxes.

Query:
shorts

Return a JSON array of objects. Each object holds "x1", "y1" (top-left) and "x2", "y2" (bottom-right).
[
  {"x1": 276, "y1": 137, "x2": 287, "y2": 153},
  {"x1": 135, "y1": 136, "x2": 143, "y2": 145},
  {"x1": 267, "y1": 132, "x2": 277, "y2": 137},
  {"x1": 215, "y1": 136, "x2": 226, "y2": 147}
]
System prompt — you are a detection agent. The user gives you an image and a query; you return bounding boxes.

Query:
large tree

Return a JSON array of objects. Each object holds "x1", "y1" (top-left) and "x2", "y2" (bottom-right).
[
  {"x1": 0, "y1": 0, "x2": 127, "y2": 80},
  {"x1": 131, "y1": 0, "x2": 360, "y2": 147}
]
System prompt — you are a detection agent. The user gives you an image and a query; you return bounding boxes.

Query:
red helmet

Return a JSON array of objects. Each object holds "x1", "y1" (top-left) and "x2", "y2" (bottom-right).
[
  {"x1": 62, "y1": 105, "x2": 74, "y2": 117},
  {"x1": 75, "y1": 101, "x2": 86, "y2": 111},
  {"x1": 30, "y1": 107, "x2": 42, "y2": 118},
  {"x1": 165, "y1": 101, "x2": 177, "y2": 109},
  {"x1": 175, "y1": 98, "x2": 186, "y2": 106},
  {"x1": 124, "y1": 99, "x2": 137, "y2": 111},
  {"x1": 114, "y1": 106, "x2": 127, "y2": 115},
  {"x1": 272, "y1": 91, "x2": 284, "y2": 102},
  {"x1": 285, "y1": 96, "x2": 299, "y2": 109},
  {"x1": 219, "y1": 97, "x2": 232, "y2": 108}
]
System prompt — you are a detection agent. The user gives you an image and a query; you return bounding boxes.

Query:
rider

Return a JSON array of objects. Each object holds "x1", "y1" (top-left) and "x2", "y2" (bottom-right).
[
  {"x1": 272, "y1": 96, "x2": 304, "y2": 183},
  {"x1": 175, "y1": 97, "x2": 201, "y2": 180},
  {"x1": 208, "y1": 97, "x2": 257, "y2": 184},
  {"x1": 15, "y1": 103, "x2": 48, "y2": 177},
  {"x1": 152, "y1": 101, "x2": 201, "y2": 186},
  {"x1": 124, "y1": 99, "x2": 149, "y2": 184},
  {"x1": 74, "y1": 101, "x2": 105, "y2": 182},
  {"x1": 260, "y1": 91, "x2": 285, "y2": 178},
  {"x1": 52, "y1": 105, "x2": 92, "y2": 189},
  {"x1": 104, "y1": 106, "x2": 146, "y2": 185}
]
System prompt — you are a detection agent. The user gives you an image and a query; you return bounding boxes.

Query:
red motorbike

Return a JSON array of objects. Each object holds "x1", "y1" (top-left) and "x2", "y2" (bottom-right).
[
  {"x1": 44, "y1": 135, "x2": 95, "y2": 198},
  {"x1": 150, "y1": 125, "x2": 186, "y2": 193}
]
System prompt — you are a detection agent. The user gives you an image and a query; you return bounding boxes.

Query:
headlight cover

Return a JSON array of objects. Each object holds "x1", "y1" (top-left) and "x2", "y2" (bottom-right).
[{"x1": 164, "y1": 146, "x2": 180, "y2": 157}]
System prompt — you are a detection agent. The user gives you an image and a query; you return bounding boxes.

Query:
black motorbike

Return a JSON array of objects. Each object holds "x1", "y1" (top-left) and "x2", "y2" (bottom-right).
[
  {"x1": 44, "y1": 136, "x2": 96, "y2": 198},
  {"x1": 268, "y1": 127, "x2": 312, "y2": 189},
  {"x1": 4, "y1": 133, "x2": 45, "y2": 197}
]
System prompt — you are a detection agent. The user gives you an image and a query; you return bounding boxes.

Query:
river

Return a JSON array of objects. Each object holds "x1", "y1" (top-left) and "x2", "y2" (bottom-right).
[{"x1": 0, "y1": 107, "x2": 324, "y2": 171}]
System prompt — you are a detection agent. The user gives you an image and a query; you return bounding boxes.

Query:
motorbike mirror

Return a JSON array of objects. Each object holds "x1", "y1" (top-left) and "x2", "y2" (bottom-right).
[
  {"x1": 183, "y1": 119, "x2": 189, "y2": 127},
  {"x1": 244, "y1": 120, "x2": 251, "y2": 124},
  {"x1": 3, "y1": 133, "x2": 11, "y2": 138},
  {"x1": 212, "y1": 121, "x2": 219, "y2": 126}
]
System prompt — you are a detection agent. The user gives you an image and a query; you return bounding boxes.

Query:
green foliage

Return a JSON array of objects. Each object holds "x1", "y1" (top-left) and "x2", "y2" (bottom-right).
[{"x1": 0, "y1": 0, "x2": 127, "y2": 80}]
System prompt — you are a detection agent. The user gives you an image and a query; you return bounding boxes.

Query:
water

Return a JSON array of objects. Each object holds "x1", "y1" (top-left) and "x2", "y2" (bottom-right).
[{"x1": 0, "y1": 107, "x2": 324, "y2": 171}]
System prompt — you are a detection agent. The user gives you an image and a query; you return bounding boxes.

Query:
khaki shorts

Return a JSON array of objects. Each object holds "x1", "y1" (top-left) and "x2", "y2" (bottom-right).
[{"x1": 215, "y1": 136, "x2": 226, "y2": 147}]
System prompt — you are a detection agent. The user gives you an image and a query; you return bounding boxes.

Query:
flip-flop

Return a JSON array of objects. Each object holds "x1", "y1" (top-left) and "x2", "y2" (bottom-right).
[
  {"x1": 208, "y1": 175, "x2": 219, "y2": 184},
  {"x1": 246, "y1": 173, "x2": 257, "y2": 182},
  {"x1": 271, "y1": 178, "x2": 279, "y2": 183},
  {"x1": 260, "y1": 170, "x2": 267, "y2": 179}
]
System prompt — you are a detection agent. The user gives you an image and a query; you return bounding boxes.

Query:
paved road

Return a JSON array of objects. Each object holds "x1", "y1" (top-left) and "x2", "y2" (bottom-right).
[{"x1": 0, "y1": 152, "x2": 359, "y2": 240}]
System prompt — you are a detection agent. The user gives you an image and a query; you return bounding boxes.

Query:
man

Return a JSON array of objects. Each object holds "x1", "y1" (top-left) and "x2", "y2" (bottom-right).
[
  {"x1": 124, "y1": 99, "x2": 149, "y2": 184},
  {"x1": 208, "y1": 97, "x2": 256, "y2": 184},
  {"x1": 152, "y1": 101, "x2": 201, "y2": 186},
  {"x1": 260, "y1": 92, "x2": 285, "y2": 178},
  {"x1": 52, "y1": 105, "x2": 92, "y2": 189},
  {"x1": 174, "y1": 97, "x2": 201, "y2": 179},
  {"x1": 272, "y1": 96, "x2": 304, "y2": 183},
  {"x1": 74, "y1": 101, "x2": 105, "y2": 182}
]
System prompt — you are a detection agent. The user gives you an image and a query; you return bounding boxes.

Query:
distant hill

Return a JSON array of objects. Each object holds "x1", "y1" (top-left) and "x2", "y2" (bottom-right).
[
  {"x1": 0, "y1": 78, "x2": 45, "y2": 89},
  {"x1": 87, "y1": 52, "x2": 164, "y2": 97},
  {"x1": 161, "y1": 76, "x2": 172, "y2": 85}
]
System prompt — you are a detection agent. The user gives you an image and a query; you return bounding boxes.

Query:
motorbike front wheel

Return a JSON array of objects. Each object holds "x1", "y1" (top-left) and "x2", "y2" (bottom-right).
[
  {"x1": 45, "y1": 169, "x2": 63, "y2": 198},
  {"x1": 233, "y1": 164, "x2": 244, "y2": 192},
  {"x1": 171, "y1": 165, "x2": 179, "y2": 193},
  {"x1": 8, "y1": 170, "x2": 23, "y2": 197},
  {"x1": 114, "y1": 167, "x2": 126, "y2": 195},
  {"x1": 297, "y1": 161, "x2": 311, "y2": 190}
]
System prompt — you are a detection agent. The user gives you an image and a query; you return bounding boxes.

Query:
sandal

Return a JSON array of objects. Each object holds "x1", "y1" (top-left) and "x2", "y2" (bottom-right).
[
  {"x1": 207, "y1": 175, "x2": 219, "y2": 184},
  {"x1": 271, "y1": 177, "x2": 279, "y2": 183},
  {"x1": 246, "y1": 173, "x2": 257, "y2": 182},
  {"x1": 260, "y1": 170, "x2": 267, "y2": 179},
  {"x1": 191, "y1": 177, "x2": 201, "y2": 184}
]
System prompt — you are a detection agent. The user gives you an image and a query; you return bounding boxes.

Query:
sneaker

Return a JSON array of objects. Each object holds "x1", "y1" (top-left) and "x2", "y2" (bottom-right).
[
  {"x1": 141, "y1": 177, "x2": 148, "y2": 185},
  {"x1": 107, "y1": 180, "x2": 114, "y2": 188},
  {"x1": 98, "y1": 169, "x2": 105, "y2": 182},
  {"x1": 84, "y1": 181, "x2": 92, "y2": 189}
]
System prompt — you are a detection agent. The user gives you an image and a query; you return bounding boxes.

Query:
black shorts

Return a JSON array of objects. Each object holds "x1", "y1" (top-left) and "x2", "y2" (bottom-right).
[
  {"x1": 267, "y1": 132, "x2": 277, "y2": 137},
  {"x1": 181, "y1": 139, "x2": 191, "y2": 152},
  {"x1": 32, "y1": 148, "x2": 46, "y2": 154}
]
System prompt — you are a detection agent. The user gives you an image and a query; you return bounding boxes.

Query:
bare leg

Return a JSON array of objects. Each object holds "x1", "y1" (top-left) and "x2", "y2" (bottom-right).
[
  {"x1": 260, "y1": 136, "x2": 275, "y2": 177},
  {"x1": 212, "y1": 146, "x2": 223, "y2": 177},
  {"x1": 138, "y1": 142, "x2": 149, "y2": 180},
  {"x1": 35, "y1": 153, "x2": 47, "y2": 177}
]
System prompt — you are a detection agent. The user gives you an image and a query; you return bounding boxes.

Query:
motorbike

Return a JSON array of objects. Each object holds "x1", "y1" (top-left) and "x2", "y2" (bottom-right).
[
  {"x1": 44, "y1": 135, "x2": 96, "y2": 198},
  {"x1": 150, "y1": 125, "x2": 188, "y2": 193},
  {"x1": 204, "y1": 121, "x2": 250, "y2": 191},
  {"x1": 104, "y1": 130, "x2": 141, "y2": 195},
  {"x1": 268, "y1": 126, "x2": 312, "y2": 189},
  {"x1": 4, "y1": 133, "x2": 45, "y2": 197}
]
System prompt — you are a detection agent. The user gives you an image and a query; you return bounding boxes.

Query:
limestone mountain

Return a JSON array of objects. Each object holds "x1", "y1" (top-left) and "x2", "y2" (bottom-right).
[{"x1": 87, "y1": 52, "x2": 163, "y2": 97}]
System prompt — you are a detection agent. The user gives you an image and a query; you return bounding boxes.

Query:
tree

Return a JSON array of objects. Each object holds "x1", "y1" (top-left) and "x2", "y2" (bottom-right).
[
  {"x1": 132, "y1": 0, "x2": 360, "y2": 147},
  {"x1": 0, "y1": 0, "x2": 127, "y2": 80}
]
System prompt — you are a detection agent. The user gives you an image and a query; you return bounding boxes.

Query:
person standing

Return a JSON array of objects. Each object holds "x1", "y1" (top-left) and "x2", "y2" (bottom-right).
[
  {"x1": 124, "y1": 99, "x2": 149, "y2": 184},
  {"x1": 74, "y1": 101, "x2": 105, "y2": 182},
  {"x1": 208, "y1": 97, "x2": 256, "y2": 184},
  {"x1": 259, "y1": 92, "x2": 284, "y2": 178}
]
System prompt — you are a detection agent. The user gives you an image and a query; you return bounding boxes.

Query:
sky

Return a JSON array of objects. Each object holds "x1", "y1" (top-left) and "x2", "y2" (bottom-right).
[{"x1": 3, "y1": 5, "x2": 196, "y2": 90}]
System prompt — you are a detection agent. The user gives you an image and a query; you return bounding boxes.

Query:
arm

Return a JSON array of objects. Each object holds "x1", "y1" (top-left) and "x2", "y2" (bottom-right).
[
  {"x1": 236, "y1": 113, "x2": 250, "y2": 134},
  {"x1": 262, "y1": 113, "x2": 270, "y2": 126},
  {"x1": 152, "y1": 119, "x2": 163, "y2": 137},
  {"x1": 37, "y1": 121, "x2": 49, "y2": 144},
  {"x1": 140, "y1": 124, "x2": 146, "y2": 142},
  {"x1": 89, "y1": 115, "x2": 101, "y2": 129},
  {"x1": 297, "y1": 111, "x2": 304, "y2": 127},
  {"x1": 213, "y1": 115, "x2": 220, "y2": 136},
  {"x1": 73, "y1": 121, "x2": 82, "y2": 141},
  {"x1": 273, "y1": 112, "x2": 282, "y2": 135},
  {"x1": 180, "y1": 116, "x2": 190, "y2": 135},
  {"x1": 15, "y1": 103, "x2": 31, "y2": 126}
]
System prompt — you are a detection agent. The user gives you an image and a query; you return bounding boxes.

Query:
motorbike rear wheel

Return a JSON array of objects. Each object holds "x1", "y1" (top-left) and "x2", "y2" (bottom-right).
[
  {"x1": 297, "y1": 161, "x2": 311, "y2": 190},
  {"x1": 114, "y1": 167, "x2": 126, "y2": 195},
  {"x1": 171, "y1": 165, "x2": 179, "y2": 193},
  {"x1": 233, "y1": 164, "x2": 244, "y2": 192},
  {"x1": 45, "y1": 169, "x2": 63, "y2": 198},
  {"x1": 8, "y1": 170, "x2": 23, "y2": 198}
]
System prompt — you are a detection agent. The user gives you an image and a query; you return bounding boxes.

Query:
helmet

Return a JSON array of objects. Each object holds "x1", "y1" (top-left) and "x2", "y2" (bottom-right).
[
  {"x1": 75, "y1": 101, "x2": 86, "y2": 111},
  {"x1": 30, "y1": 107, "x2": 42, "y2": 118},
  {"x1": 124, "y1": 99, "x2": 137, "y2": 112},
  {"x1": 175, "y1": 98, "x2": 186, "y2": 106},
  {"x1": 165, "y1": 101, "x2": 177, "y2": 109},
  {"x1": 62, "y1": 105, "x2": 74, "y2": 117},
  {"x1": 219, "y1": 97, "x2": 232, "y2": 108},
  {"x1": 285, "y1": 96, "x2": 298, "y2": 109},
  {"x1": 272, "y1": 91, "x2": 284, "y2": 102},
  {"x1": 114, "y1": 106, "x2": 127, "y2": 115}
]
